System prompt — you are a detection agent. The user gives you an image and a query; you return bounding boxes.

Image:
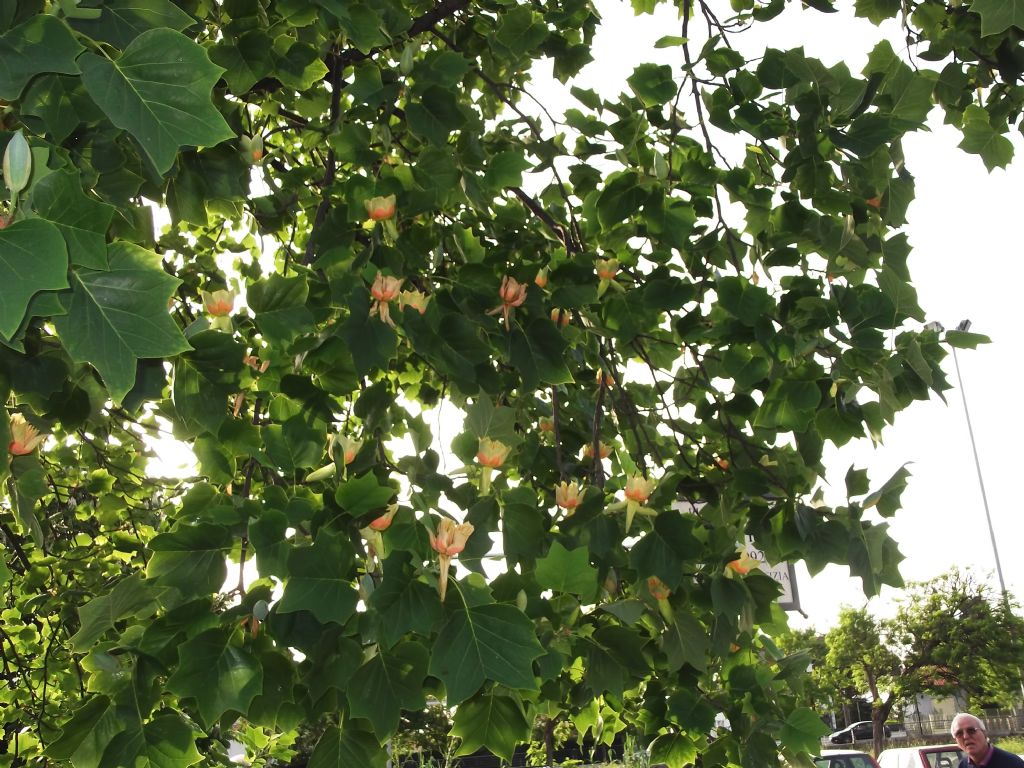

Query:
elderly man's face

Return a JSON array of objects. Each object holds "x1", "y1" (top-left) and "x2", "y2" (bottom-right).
[{"x1": 953, "y1": 717, "x2": 988, "y2": 761}]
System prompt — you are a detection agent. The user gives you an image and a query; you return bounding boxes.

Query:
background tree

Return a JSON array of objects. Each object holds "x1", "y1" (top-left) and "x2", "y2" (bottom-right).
[
  {"x1": 822, "y1": 570, "x2": 1024, "y2": 756},
  {"x1": 1, "y1": 1, "x2": 1022, "y2": 767}
]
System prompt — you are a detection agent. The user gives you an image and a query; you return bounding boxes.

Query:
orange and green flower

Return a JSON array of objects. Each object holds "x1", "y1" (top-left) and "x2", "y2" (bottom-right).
[
  {"x1": 8, "y1": 413, "x2": 45, "y2": 456},
  {"x1": 430, "y1": 517, "x2": 475, "y2": 600},
  {"x1": 369, "y1": 272, "x2": 403, "y2": 327}
]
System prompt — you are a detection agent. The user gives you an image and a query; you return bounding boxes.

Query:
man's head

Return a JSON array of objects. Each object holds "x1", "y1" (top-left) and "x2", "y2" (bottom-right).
[{"x1": 951, "y1": 713, "x2": 989, "y2": 762}]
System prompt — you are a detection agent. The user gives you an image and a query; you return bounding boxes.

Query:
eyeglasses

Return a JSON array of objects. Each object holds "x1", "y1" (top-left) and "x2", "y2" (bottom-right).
[{"x1": 954, "y1": 727, "x2": 980, "y2": 739}]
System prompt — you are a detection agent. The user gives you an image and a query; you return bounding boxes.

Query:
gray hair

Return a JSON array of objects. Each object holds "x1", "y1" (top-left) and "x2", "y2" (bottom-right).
[{"x1": 950, "y1": 713, "x2": 987, "y2": 737}]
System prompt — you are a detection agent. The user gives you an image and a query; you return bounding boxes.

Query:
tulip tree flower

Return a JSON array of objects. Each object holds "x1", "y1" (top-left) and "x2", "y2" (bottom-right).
[
  {"x1": 202, "y1": 289, "x2": 235, "y2": 317},
  {"x1": 550, "y1": 308, "x2": 569, "y2": 327},
  {"x1": 725, "y1": 551, "x2": 759, "y2": 578},
  {"x1": 646, "y1": 576, "x2": 674, "y2": 623},
  {"x1": 369, "y1": 271, "x2": 403, "y2": 327},
  {"x1": 430, "y1": 517, "x2": 474, "y2": 600},
  {"x1": 399, "y1": 289, "x2": 430, "y2": 315},
  {"x1": 534, "y1": 267, "x2": 549, "y2": 288},
  {"x1": 331, "y1": 434, "x2": 363, "y2": 466},
  {"x1": 475, "y1": 437, "x2": 510, "y2": 495},
  {"x1": 240, "y1": 134, "x2": 264, "y2": 164},
  {"x1": 307, "y1": 434, "x2": 363, "y2": 482},
  {"x1": 555, "y1": 480, "x2": 582, "y2": 514},
  {"x1": 582, "y1": 441, "x2": 612, "y2": 460},
  {"x1": 538, "y1": 417, "x2": 554, "y2": 434},
  {"x1": 8, "y1": 413, "x2": 45, "y2": 456},
  {"x1": 606, "y1": 473, "x2": 657, "y2": 532},
  {"x1": 595, "y1": 258, "x2": 623, "y2": 297},
  {"x1": 486, "y1": 275, "x2": 527, "y2": 331},
  {"x1": 202, "y1": 288, "x2": 236, "y2": 331},
  {"x1": 361, "y1": 503, "x2": 398, "y2": 570},
  {"x1": 365, "y1": 194, "x2": 396, "y2": 221}
]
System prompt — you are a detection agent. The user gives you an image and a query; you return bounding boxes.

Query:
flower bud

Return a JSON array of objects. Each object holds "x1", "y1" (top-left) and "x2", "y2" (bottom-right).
[{"x1": 3, "y1": 130, "x2": 31, "y2": 197}]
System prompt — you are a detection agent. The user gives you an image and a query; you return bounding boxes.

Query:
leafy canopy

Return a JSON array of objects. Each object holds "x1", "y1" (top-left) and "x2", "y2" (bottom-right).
[{"x1": 1, "y1": 0, "x2": 1020, "y2": 766}]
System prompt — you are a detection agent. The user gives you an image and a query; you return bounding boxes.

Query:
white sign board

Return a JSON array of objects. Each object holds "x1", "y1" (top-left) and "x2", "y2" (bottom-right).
[
  {"x1": 743, "y1": 535, "x2": 801, "y2": 612},
  {"x1": 671, "y1": 500, "x2": 802, "y2": 612}
]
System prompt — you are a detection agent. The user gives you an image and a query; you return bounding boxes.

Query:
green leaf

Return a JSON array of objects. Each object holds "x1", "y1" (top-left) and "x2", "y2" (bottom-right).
[
  {"x1": 654, "y1": 35, "x2": 688, "y2": 48},
  {"x1": 45, "y1": 696, "x2": 122, "y2": 768},
  {"x1": 509, "y1": 320, "x2": 575, "y2": 386},
  {"x1": 627, "y1": 63, "x2": 677, "y2": 107},
  {"x1": 0, "y1": 219, "x2": 69, "y2": 340},
  {"x1": 754, "y1": 379, "x2": 822, "y2": 432},
  {"x1": 596, "y1": 171, "x2": 647, "y2": 228},
  {"x1": 53, "y1": 242, "x2": 191, "y2": 404},
  {"x1": 854, "y1": 0, "x2": 901, "y2": 24},
  {"x1": 451, "y1": 692, "x2": 530, "y2": 762},
  {"x1": 945, "y1": 329, "x2": 990, "y2": 349},
  {"x1": 661, "y1": 612, "x2": 709, "y2": 673},
  {"x1": 971, "y1": 0, "x2": 1024, "y2": 36},
  {"x1": 274, "y1": 40, "x2": 329, "y2": 91},
  {"x1": 247, "y1": 274, "x2": 315, "y2": 347},
  {"x1": 780, "y1": 706, "x2": 830, "y2": 753},
  {"x1": 325, "y1": 3, "x2": 392, "y2": 53},
  {"x1": 629, "y1": 513, "x2": 702, "y2": 589},
  {"x1": 334, "y1": 472, "x2": 396, "y2": 518},
  {"x1": 79, "y1": 28, "x2": 234, "y2": 174},
  {"x1": 347, "y1": 641, "x2": 428, "y2": 738},
  {"x1": 209, "y1": 30, "x2": 275, "y2": 93},
  {"x1": 877, "y1": 266, "x2": 925, "y2": 321},
  {"x1": 649, "y1": 733, "x2": 698, "y2": 768},
  {"x1": 492, "y1": 7, "x2": 548, "y2": 55},
  {"x1": 146, "y1": 523, "x2": 230, "y2": 597},
  {"x1": 29, "y1": 170, "x2": 115, "y2": 269},
  {"x1": 429, "y1": 603, "x2": 544, "y2": 703},
  {"x1": 278, "y1": 530, "x2": 358, "y2": 625},
  {"x1": 406, "y1": 86, "x2": 465, "y2": 146},
  {"x1": 171, "y1": 330, "x2": 243, "y2": 438},
  {"x1": 71, "y1": 574, "x2": 159, "y2": 651},
  {"x1": 464, "y1": 397, "x2": 519, "y2": 446},
  {"x1": 96, "y1": 708, "x2": 202, "y2": 768},
  {"x1": 69, "y1": 0, "x2": 195, "y2": 48},
  {"x1": 862, "y1": 464, "x2": 910, "y2": 517},
  {"x1": 21, "y1": 74, "x2": 102, "y2": 143},
  {"x1": 0, "y1": 15, "x2": 83, "y2": 100},
  {"x1": 262, "y1": 419, "x2": 322, "y2": 472},
  {"x1": 484, "y1": 150, "x2": 531, "y2": 189},
  {"x1": 166, "y1": 628, "x2": 263, "y2": 725},
  {"x1": 369, "y1": 560, "x2": 444, "y2": 648},
  {"x1": 308, "y1": 725, "x2": 386, "y2": 768},
  {"x1": 340, "y1": 287, "x2": 398, "y2": 375},
  {"x1": 535, "y1": 541, "x2": 598, "y2": 597},
  {"x1": 958, "y1": 104, "x2": 1014, "y2": 171},
  {"x1": 108, "y1": 685, "x2": 202, "y2": 768}
]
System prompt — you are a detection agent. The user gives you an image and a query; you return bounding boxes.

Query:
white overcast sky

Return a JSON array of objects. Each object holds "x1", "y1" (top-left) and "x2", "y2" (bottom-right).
[{"x1": 536, "y1": 0, "x2": 1024, "y2": 630}]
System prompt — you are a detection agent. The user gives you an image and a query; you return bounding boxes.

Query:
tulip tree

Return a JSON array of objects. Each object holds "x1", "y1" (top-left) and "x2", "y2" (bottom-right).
[{"x1": 0, "y1": 1, "x2": 1016, "y2": 767}]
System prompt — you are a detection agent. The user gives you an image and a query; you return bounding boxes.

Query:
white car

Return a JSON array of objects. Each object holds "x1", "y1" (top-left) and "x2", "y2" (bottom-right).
[
  {"x1": 814, "y1": 749, "x2": 881, "y2": 768},
  {"x1": 877, "y1": 745, "x2": 963, "y2": 768}
]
